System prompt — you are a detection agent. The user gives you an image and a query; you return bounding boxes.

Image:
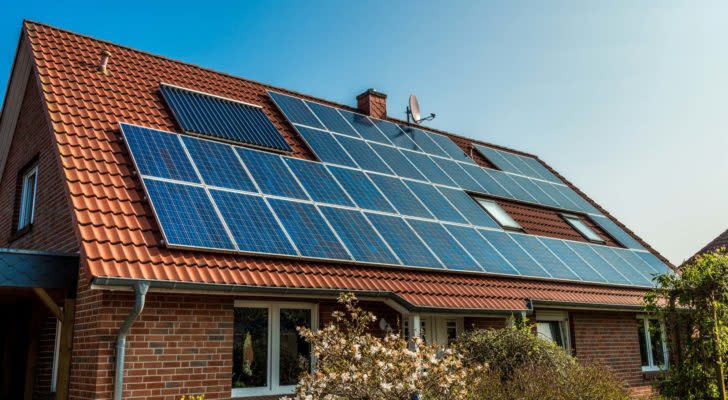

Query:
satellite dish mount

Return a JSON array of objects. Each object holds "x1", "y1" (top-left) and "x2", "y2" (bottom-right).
[{"x1": 407, "y1": 94, "x2": 436, "y2": 124}]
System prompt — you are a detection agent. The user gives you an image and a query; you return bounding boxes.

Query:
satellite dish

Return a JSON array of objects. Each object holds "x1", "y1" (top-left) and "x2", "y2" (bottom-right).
[
  {"x1": 407, "y1": 94, "x2": 436, "y2": 124},
  {"x1": 408, "y1": 95, "x2": 421, "y2": 123}
]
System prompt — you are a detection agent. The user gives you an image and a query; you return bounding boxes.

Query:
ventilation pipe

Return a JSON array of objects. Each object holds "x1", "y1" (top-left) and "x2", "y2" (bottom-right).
[
  {"x1": 114, "y1": 281, "x2": 150, "y2": 400},
  {"x1": 99, "y1": 50, "x2": 111, "y2": 74}
]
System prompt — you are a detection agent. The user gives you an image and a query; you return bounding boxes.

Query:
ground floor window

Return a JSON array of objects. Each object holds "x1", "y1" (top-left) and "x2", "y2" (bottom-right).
[
  {"x1": 535, "y1": 310, "x2": 571, "y2": 352},
  {"x1": 404, "y1": 316, "x2": 463, "y2": 346},
  {"x1": 232, "y1": 301, "x2": 317, "y2": 397},
  {"x1": 638, "y1": 316, "x2": 668, "y2": 371}
]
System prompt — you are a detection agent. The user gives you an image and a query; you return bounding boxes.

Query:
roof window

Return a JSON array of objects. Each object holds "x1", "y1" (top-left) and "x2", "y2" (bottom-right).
[
  {"x1": 476, "y1": 199, "x2": 521, "y2": 230},
  {"x1": 562, "y1": 214, "x2": 604, "y2": 243}
]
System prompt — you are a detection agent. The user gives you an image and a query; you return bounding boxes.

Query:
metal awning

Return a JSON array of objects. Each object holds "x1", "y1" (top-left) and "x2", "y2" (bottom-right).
[{"x1": 0, "y1": 248, "x2": 78, "y2": 289}]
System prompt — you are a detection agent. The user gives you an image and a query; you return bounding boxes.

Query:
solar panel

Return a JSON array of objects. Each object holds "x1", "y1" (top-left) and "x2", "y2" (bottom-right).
[
  {"x1": 372, "y1": 119, "x2": 419, "y2": 150},
  {"x1": 296, "y1": 126, "x2": 358, "y2": 168},
  {"x1": 181, "y1": 136, "x2": 256, "y2": 192},
  {"x1": 161, "y1": 85, "x2": 292, "y2": 152},
  {"x1": 399, "y1": 125, "x2": 449, "y2": 157},
  {"x1": 121, "y1": 123, "x2": 199, "y2": 183},
  {"x1": 557, "y1": 185, "x2": 600, "y2": 214},
  {"x1": 427, "y1": 133, "x2": 475, "y2": 164},
  {"x1": 534, "y1": 181, "x2": 580, "y2": 210},
  {"x1": 478, "y1": 230, "x2": 550, "y2": 278},
  {"x1": 335, "y1": 135, "x2": 393, "y2": 174},
  {"x1": 236, "y1": 148, "x2": 308, "y2": 200},
  {"x1": 488, "y1": 171, "x2": 539, "y2": 203},
  {"x1": 539, "y1": 237, "x2": 606, "y2": 283},
  {"x1": 510, "y1": 175, "x2": 557, "y2": 207},
  {"x1": 407, "y1": 220, "x2": 481, "y2": 272},
  {"x1": 635, "y1": 251, "x2": 672, "y2": 275},
  {"x1": 268, "y1": 91, "x2": 324, "y2": 129},
  {"x1": 432, "y1": 158, "x2": 482, "y2": 192},
  {"x1": 319, "y1": 206, "x2": 399, "y2": 265},
  {"x1": 566, "y1": 242, "x2": 631, "y2": 285},
  {"x1": 337, "y1": 109, "x2": 390, "y2": 144},
  {"x1": 498, "y1": 151, "x2": 535, "y2": 177},
  {"x1": 305, "y1": 101, "x2": 359, "y2": 137},
  {"x1": 590, "y1": 215, "x2": 645, "y2": 250},
  {"x1": 267, "y1": 198, "x2": 351, "y2": 260},
  {"x1": 143, "y1": 178, "x2": 234, "y2": 250},
  {"x1": 510, "y1": 234, "x2": 579, "y2": 280},
  {"x1": 404, "y1": 181, "x2": 467, "y2": 224},
  {"x1": 285, "y1": 158, "x2": 354, "y2": 207},
  {"x1": 369, "y1": 143, "x2": 426, "y2": 181},
  {"x1": 328, "y1": 167, "x2": 395, "y2": 212},
  {"x1": 367, "y1": 174, "x2": 433, "y2": 218},
  {"x1": 210, "y1": 190, "x2": 296, "y2": 255},
  {"x1": 592, "y1": 246, "x2": 651, "y2": 286},
  {"x1": 402, "y1": 151, "x2": 457, "y2": 186},
  {"x1": 613, "y1": 248, "x2": 659, "y2": 279},
  {"x1": 437, "y1": 187, "x2": 499, "y2": 228},
  {"x1": 444, "y1": 225, "x2": 519, "y2": 275},
  {"x1": 473, "y1": 145, "x2": 520, "y2": 174},
  {"x1": 520, "y1": 156, "x2": 562, "y2": 183},
  {"x1": 460, "y1": 165, "x2": 513, "y2": 198},
  {"x1": 365, "y1": 213, "x2": 442, "y2": 268}
]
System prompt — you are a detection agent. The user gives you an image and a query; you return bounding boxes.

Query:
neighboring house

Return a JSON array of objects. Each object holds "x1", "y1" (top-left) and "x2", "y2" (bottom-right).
[
  {"x1": 693, "y1": 229, "x2": 728, "y2": 257},
  {"x1": 0, "y1": 21, "x2": 673, "y2": 400}
]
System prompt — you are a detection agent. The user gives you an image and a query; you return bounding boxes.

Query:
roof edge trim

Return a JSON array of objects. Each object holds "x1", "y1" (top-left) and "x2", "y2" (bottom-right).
[{"x1": 0, "y1": 29, "x2": 32, "y2": 180}]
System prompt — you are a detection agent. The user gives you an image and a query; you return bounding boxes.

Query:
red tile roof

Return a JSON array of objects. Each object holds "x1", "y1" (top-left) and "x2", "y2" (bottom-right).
[
  {"x1": 18, "y1": 21, "x2": 663, "y2": 311},
  {"x1": 692, "y1": 228, "x2": 728, "y2": 261}
]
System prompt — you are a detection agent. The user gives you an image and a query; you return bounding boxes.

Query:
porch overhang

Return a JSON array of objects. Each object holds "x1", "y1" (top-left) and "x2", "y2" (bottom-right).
[{"x1": 0, "y1": 248, "x2": 78, "y2": 289}]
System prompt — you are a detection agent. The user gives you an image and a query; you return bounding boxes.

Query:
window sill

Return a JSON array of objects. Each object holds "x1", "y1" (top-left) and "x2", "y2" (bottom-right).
[
  {"x1": 642, "y1": 368, "x2": 667, "y2": 380},
  {"x1": 8, "y1": 224, "x2": 33, "y2": 242}
]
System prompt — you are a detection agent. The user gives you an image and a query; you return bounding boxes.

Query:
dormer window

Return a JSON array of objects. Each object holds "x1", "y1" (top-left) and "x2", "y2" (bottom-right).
[
  {"x1": 476, "y1": 199, "x2": 521, "y2": 230},
  {"x1": 562, "y1": 214, "x2": 604, "y2": 243},
  {"x1": 17, "y1": 163, "x2": 38, "y2": 231}
]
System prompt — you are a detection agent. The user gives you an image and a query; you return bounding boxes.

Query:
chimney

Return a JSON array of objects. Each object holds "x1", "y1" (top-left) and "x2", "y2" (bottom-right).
[{"x1": 356, "y1": 88, "x2": 387, "y2": 119}]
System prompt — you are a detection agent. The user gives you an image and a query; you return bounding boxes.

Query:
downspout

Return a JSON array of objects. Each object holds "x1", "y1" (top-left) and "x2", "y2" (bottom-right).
[{"x1": 114, "y1": 282, "x2": 150, "y2": 400}]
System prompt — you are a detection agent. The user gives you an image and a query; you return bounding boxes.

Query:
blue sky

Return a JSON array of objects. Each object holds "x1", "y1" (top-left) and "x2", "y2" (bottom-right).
[{"x1": 1, "y1": 0, "x2": 726, "y2": 264}]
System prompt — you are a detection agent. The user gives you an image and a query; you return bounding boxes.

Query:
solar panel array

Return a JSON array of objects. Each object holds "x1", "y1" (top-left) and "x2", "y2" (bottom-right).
[{"x1": 121, "y1": 122, "x2": 671, "y2": 288}]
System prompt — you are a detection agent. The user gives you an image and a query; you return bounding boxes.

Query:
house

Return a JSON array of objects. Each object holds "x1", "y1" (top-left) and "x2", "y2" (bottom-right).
[{"x1": 0, "y1": 21, "x2": 673, "y2": 399}]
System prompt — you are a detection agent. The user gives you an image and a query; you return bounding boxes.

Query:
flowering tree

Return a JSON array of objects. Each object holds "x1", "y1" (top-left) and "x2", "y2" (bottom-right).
[{"x1": 284, "y1": 292, "x2": 481, "y2": 400}]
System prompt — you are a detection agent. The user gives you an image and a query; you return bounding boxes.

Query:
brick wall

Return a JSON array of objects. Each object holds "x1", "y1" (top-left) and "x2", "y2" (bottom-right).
[{"x1": 32, "y1": 315, "x2": 58, "y2": 400}]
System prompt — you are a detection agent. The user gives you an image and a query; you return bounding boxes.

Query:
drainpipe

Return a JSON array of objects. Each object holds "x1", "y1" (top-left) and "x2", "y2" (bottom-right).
[{"x1": 114, "y1": 282, "x2": 150, "y2": 400}]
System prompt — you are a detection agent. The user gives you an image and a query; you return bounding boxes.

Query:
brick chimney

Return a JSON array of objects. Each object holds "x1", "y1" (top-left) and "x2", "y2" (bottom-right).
[{"x1": 356, "y1": 88, "x2": 387, "y2": 119}]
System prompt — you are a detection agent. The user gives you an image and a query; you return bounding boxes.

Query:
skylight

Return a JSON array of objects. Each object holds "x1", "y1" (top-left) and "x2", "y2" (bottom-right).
[
  {"x1": 562, "y1": 214, "x2": 604, "y2": 243},
  {"x1": 476, "y1": 199, "x2": 521, "y2": 230}
]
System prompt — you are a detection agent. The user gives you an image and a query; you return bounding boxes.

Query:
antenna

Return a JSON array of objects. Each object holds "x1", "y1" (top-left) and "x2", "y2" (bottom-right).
[{"x1": 406, "y1": 94, "x2": 436, "y2": 124}]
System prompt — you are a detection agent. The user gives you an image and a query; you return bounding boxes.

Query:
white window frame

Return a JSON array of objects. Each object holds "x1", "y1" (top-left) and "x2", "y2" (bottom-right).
[
  {"x1": 476, "y1": 198, "x2": 522, "y2": 230},
  {"x1": 637, "y1": 315, "x2": 669, "y2": 372},
  {"x1": 535, "y1": 310, "x2": 571, "y2": 353},
  {"x1": 562, "y1": 214, "x2": 604, "y2": 243},
  {"x1": 231, "y1": 300, "x2": 318, "y2": 398},
  {"x1": 17, "y1": 164, "x2": 38, "y2": 230},
  {"x1": 403, "y1": 315, "x2": 463, "y2": 346}
]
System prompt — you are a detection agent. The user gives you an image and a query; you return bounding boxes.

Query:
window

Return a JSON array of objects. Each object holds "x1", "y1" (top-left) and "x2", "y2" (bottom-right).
[
  {"x1": 638, "y1": 316, "x2": 668, "y2": 371},
  {"x1": 404, "y1": 316, "x2": 463, "y2": 346},
  {"x1": 51, "y1": 317, "x2": 61, "y2": 392},
  {"x1": 562, "y1": 214, "x2": 604, "y2": 243},
  {"x1": 17, "y1": 164, "x2": 38, "y2": 231},
  {"x1": 476, "y1": 199, "x2": 521, "y2": 230},
  {"x1": 535, "y1": 311, "x2": 571, "y2": 352},
  {"x1": 232, "y1": 301, "x2": 317, "y2": 397}
]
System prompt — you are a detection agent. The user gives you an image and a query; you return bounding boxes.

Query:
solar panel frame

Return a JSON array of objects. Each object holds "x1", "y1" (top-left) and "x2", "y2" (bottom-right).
[
  {"x1": 520, "y1": 156, "x2": 563, "y2": 183},
  {"x1": 369, "y1": 143, "x2": 426, "y2": 181},
  {"x1": 398, "y1": 125, "x2": 450, "y2": 157},
  {"x1": 120, "y1": 123, "x2": 200, "y2": 183},
  {"x1": 365, "y1": 213, "x2": 442, "y2": 268},
  {"x1": 334, "y1": 135, "x2": 394, "y2": 174},
  {"x1": 510, "y1": 233, "x2": 580, "y2": 280},
  {"x1": 473, "y1": 145, "x2": 521, "y2": 174},
  {"x1": 402, "y1": 151, "x2": 457, "y2": 186},
  {"x1": 635, "y1": 251, "x2": 673, "y2": 275},
  {"x1": 268, "y1": 91, "x2": 325, "y2": 129},
  {"x1": 436, "y1": 187, "x2": 500, "y2": 228},
  {"x1": 444, "y1": 225, "x2": 520, "y2": 275},
  {"x1": 591, "y1": 246, "x2": 652, "y2": 286},
  {"x1": 285, "y1": 158, "x2": 354, "y2": 207},
  {"x1": 371, "y1": 119, "x2": 420, "y2": 150},
  {"x1": 478, "y1": 229, "x2": 551, "y2": 278},
  {"x1": 566, "y1": 242, "x2": 632, "y2": 285},
  {"x1": 590, "y1": 215, "x2": 646, "y2": 250},
  {"x1": 538, "y1": 237, "x2": 607, "y2": 283},
  {"x1": 319, "y1": 206, "x2": 401, "y2": 265},
  {"x1": 432, "y1": 158, "x2": 482, "y2": 192},
  {"x1": 509, "y1": 175, "x2": 556, "y2": 207},
  {"x1": 235, "y1": 147, "x2": 309, "y2": 200},
  {"x1": 367, "y1": 173, "x2": 433, "y2": 219},
  {"x1": 181, "y1": 136, "x2": 257, "y2": 192},
  {"x1": 305, "y1": 100, "x2": 360, "y2": 137},
  {"x1": 337, "y1": 109, "x2": 391, "y2": 144},
  {"x1": 427, "y1": 133, "x2": 476, "y2": 164},
  {"x1": 328, "y1": 167, "x2": 396, "y2": 213},
  {"x1": 295, "y1": 126, "x2": 358, "y2": 168},
  {"x1": 404, "y1": 181, "x2": 467, "y2": 224},
  {"x1": 407, "y1": 219, "x2": 481, "y2": 272},
  {"x1": 488, "y1": 171, "x2": 540, "y2": 204}
]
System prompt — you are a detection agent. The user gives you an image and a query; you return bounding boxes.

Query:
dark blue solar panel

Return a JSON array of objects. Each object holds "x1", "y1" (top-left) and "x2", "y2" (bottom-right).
[
  {"x1": 591, "y1": 216, "x2": 645, "y2": 250},
  {"x1": 437, "y1": 187, "x2": 499, "y2": 228},
  {"x1": 365, "y1": 213, "x2": 441, "y2": 268},
  {"x1": 474, "y1": 145, "x2": 520, "y2": 174},
  {"x1": 520, "y1": 156, "x2": 562, "y2": 183},
  {"x1": 460, "y1": 165, "x2": 513, "y2": 198},
  {"x1": 285, "y1": 158, "x2": 354, "y2": 207},
  {"x1": 510, "y1": 175, "x2": 556, "y2": 207},
  {"x1": 370, "y1": 143, "x2": 426, "y2": 181},
  {"x1": 296, "y1": 126, "x2": 357, "y2": 168},
  {"x1": 121, "y1": 123, "x2": 199, "y2": 183},
  {"x1": 143, "y1": 179, "x2": 234, "y2": 250},
  {"x1": 498, "y1": 151, "x2": 534, "y2": 176},
  {"x1": 161, "y1": 85, "x2": 292, "y2": 152},
  {"x1": 398, "y1": 126, "x2": 449, "y2": 157},
  {"x1": 478, "y1": 230, "x2": 550, "y2": 278},
  {"x1": 534, "y1": 180, "x2": 578, "y2": 210},
  {"x1": 268, "y1": 91, "x2": 324, "y2": 129},
  {"x1": 557, "y1": 185, "x2": 600, "y2": 214},
  {"x1": 305, "y1": 101, "x2": 359, "y2": 137},
  {"x1": 488, "y1": 171, "x2": 539, "y2": 203},
  {"x1": 372, "y1": 119, "x2": 419, "y2": 149},
  {"x1": 210, "y1": 190, "x2": 296, "y2": 255},
  {"x1": 368, "y1": 174, "x2": 432, "y2": 218},
  {"x1": 614, "y1": 248, "x2": 659, "y2": 279},
  {"x1": 636, "y1": 251, "x2": 672, "y2": 275},
  {"x1": 335, "y1": 135, "x2": 393, "y2": 174},
  {"x1": 236, "y1": 148, "x2": 308, "y2": 200},
  {"x1": 338, "y1": 110, "x2": 390, "y2": 144},
  {"x1": 328, "y1": 167, "x2": 395, "y2": 212},
  {"x1": 181, "y1": 136, "x2": 256, "y2": 192},
  {"x1": 592, "y1": 246, "x2": 651, "y2": 286},
  {"x1": 445, "y1": 225, "x2": 518, "y2": 274},
  {"x1": 267, "y1": 199, "x2": 350, "y2": 260},
  {"x1": 567, "y1": 242, "x2": 631, "y2": 285},
  {"x1": 319, "y1": 206, "x2": 399, "y2": 265},
  {"x1": 432, "y1": 158, "x2": 482, "y2": 191},
  {"x1": 402, "y1": 151, "x2": 457, "y2": 186},
  {"x1": 408, "y1": 220, "x2": 480, "y2": 272},
  {"x1": 428, "y1": 133, "x2": 475, "y2": 164},
  {"x1": 539, "y1": 237, "x2": 606, "y2": 283},
  {"x1": 510, "y1": 234, "x2": 579, "y2": 280},
  {"x1": 404, "y1": 181, "x2": 466, "y2": 224}
]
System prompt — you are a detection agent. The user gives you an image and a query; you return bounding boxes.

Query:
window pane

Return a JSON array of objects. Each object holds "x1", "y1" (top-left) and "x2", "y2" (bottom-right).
[
  {"x1": 233, "y1": 308, "x2": 268, "y2": 389},
  {"x1": 649, "y1": 319, "x2": 666, "y2": 368},
  {"x1": 638, "y1": 320, "x2": 649, "y2": 366},
  {"x1": 477, "y1": 199, "x2": 521, "y2": 229},
  {"x1": 279, "y1": 309, "x2": 312, "y2": 386},
  {"x1": 537, "y1": 321, "x2": 564, "y2": 348},
  {"x1": 19, "y1": 170, "x2": 37, "y2": 229},
  {"x1": 445, "y1": 321, "x2": 458, "y2": 345},
  {"x1": 564, "y1": 215, "x2": 603, "y2": 243}
]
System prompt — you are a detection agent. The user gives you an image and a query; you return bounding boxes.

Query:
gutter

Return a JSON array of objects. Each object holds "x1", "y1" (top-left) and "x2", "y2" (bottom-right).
[{"x1": 114, "y1": 281, "x2": 150, "y2": 400}]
